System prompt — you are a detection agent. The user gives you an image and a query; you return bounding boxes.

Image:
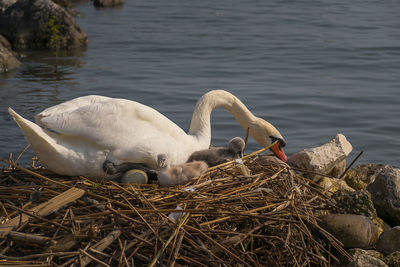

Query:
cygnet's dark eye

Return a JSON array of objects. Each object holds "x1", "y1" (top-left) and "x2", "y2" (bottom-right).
[{"x1": 269, "y1": 136, "x2": 286, "y2": 147}]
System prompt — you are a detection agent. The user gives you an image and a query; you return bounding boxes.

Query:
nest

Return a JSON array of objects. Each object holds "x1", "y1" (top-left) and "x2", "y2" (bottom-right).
[{"x1": 0, "y1": 151, "x2": 351, "y2": 266}]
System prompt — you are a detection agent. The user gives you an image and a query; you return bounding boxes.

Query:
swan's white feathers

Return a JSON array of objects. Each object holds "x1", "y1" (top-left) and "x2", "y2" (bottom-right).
[
  {"x1": 9, "y1": 91, "x2": 286, "y2": 178},
  {"x1": 35, "y1": 96, "x2": 190, "y2": 165}
]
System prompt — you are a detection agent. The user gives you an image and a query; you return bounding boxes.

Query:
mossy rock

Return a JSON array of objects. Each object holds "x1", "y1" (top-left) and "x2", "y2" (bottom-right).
[
  {"x1": 333, "y1": 189, "x2": 377, "y2": 218},
  {"x1": 318, "y1": 177, "x2": 354, "y2": 194},
  {"x1": 332, "y1": 189, "x2": 389, "y2": 235},
  {"x1": 345, "y1": 164, "x2": 385, "y2": 190},
  {"x1": 384, "y1": 251, "x2": 400, "y2": 267}
]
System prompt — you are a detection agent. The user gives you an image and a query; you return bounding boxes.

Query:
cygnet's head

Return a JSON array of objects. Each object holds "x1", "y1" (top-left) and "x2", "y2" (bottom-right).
[
  {"x1": 228, "y1": 137, "x2": 245, "y2": 158},
  {"x1": 157, "y1": 153, "x2": 169, "y2": 169}
]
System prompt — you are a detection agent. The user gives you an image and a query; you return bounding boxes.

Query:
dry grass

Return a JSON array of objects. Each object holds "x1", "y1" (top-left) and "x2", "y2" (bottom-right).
[{"x1": 0, "y1": 151, "x2": 350, "y2": 266}]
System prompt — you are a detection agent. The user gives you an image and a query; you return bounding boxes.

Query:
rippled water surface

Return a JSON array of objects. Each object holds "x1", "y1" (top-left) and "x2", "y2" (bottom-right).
[{"x1": 1, "y1": 0, "x2": 400, "y2": 167}]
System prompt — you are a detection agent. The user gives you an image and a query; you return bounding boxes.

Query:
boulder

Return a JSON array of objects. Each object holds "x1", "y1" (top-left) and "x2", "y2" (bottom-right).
[
  {"x1": 0, "y1": 0, "x2": 88, "y2": 49},
  {"x1": 0, "y1": 34, "x2": 11, "y2": 49},
  {"x1": 347, "y1": 254, "x2": 389, "y2": 267},
  {"x1": 318, "y1": 177, "x2": 354, "y2": 194},
  {"x1": 367, "y1": 165, "x2": 400, "y2": 226},
  {"x1": 0, "y1": 38, "x2": 20, "y2": 72},
  {"x1": 376, "y1": 227, "x2": 400, "y2": 256},
  {"x1": 328, "y1": 158, "x2": 347, "y2": 177},
  {"x1": 93, "y1": 0, "x2": 124, "y2": 7},
  {"x1": 319, "y1": 214, "x2": 378, "y2": 249},
  {"x1": 51, "y1": 0, "x2": 71, "y2": 8},
  {"x1": 332, "y1": 189, "x2": 390, "y2": 235},
  {"x1": 0, "y1": 0, "x2": 16, "y2": 13},
  {"x1": 384, "y1": 251, "x2": 400, "y2": 267},
  {"x1": 287, "y1": 134, "x2": 352, "y2": 181},
  {"x1": 346, "y1": 164, "x2": 385, "y2": 190}
]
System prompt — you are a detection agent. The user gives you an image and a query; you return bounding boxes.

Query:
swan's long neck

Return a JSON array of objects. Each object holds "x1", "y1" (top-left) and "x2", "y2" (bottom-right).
[{"x1": 188, "y1": 90, "x2": 257, "y2": 143}]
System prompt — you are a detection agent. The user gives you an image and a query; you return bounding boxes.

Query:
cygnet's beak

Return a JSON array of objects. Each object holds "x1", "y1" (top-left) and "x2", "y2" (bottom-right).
[
  {"x1": 238, "y1": 151, "x2": 243, "y2": 158},
  {"x1": 270, "y1": 142, "x2": 287, "y2": 162}
]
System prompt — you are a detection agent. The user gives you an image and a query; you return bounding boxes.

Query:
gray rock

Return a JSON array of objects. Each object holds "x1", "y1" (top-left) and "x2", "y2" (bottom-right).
[
  {"x1": 0, "y1": 34, "x2": 11, "y2": 49},
  {"x1": 0, "y1": 0, "x2": 17, "y2": 13},
  {"x1": 93, "y1": 0, "x2": 124, "y2": 7},
  {"x1": 0, "y1": 0, "x2": 88, "y2": 49},
  {"x1": 342, "y1": 249, "x2": 387, "y2": 267},
  {"x1": 319, "y1": 214, "x2": 378, "y2": 249},
  {"x1": 328, "y1": 158, "x2": 347, "y2": 178},
  {"x1": 0, "y1": 40, "x2": 20, "y2": 72},
  {"x1": 347, "y1": 254, "x2": 389, "y2": 267},
  {"x1": 332, "y1": 189, "x2": 390, "y2": 236},
  {"x1": 51, "y1": 0, "x2": 71, "y2": 8},
  {"x1": 376, "y1": 227, "x2": 400, "y2": 256},
  {"x1": 318, "y1": 177, "x2": 355, "y2": 193},
  {"x1": 367, "y1": 165, "x2": 400, "y2": 226},
  {"x1": 288, "y1": 134, "x2": 352, "y2": 181}
]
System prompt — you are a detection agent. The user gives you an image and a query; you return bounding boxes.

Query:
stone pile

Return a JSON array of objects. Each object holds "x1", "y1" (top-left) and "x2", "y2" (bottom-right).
[{"x1": 288, "y1": 133, "x2": 400, "y2": 267}]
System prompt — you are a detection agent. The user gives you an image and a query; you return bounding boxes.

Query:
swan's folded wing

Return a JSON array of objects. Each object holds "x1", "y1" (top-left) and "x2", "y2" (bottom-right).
[
  {"x1": 35, "y1": 95, "x2": 111, "y2": 126},
  {"x1": 35, "y1": 97, "x2": 187, "y2": 150}
]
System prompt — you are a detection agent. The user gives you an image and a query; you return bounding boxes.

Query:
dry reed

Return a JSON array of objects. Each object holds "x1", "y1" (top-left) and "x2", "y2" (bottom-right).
[{"x1": 0, "y1": 151, "x2": 350, "y2": 266}]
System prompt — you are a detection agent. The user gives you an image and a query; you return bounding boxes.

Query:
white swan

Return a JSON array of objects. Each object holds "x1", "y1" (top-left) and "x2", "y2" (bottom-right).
[{"x1": 8, "y1": 90, "x2": 287, "y2": 178}]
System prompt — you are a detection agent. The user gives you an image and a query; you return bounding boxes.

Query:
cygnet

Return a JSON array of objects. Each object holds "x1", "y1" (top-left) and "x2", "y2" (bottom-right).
[
  {"x1": 156, "y1": 154, "x2": 208, "y2": 187},
  {"x1": 186, "y1": 137, "x2": 245, "y2": 167}
]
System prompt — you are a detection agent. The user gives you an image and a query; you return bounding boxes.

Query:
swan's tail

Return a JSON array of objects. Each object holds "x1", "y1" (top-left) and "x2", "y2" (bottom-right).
[{"x1": 8, "y1": 107, "x2": 59, "y2": 159}]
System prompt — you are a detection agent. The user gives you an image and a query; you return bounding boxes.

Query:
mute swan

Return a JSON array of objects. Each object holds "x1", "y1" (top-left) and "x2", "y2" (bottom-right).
[
  {"x1": 187, "y1": 137, "x2": 245, "y2": 167},
  {"x1": 8, "y1": 90, "x2": 286, "y2": 178},
  {"x1": 156, "y1": 154, "x2": 208, "y2": 187}
]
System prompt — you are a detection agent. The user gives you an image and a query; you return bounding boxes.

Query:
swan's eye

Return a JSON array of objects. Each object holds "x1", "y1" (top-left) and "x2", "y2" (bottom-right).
[{"x1": 269, "y1": 136, "x2": 286, "y2": 147}]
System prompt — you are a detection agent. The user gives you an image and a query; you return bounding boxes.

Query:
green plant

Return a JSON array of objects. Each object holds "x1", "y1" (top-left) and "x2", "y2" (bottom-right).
[{"x1": 47, "y1": 16, "x2": 63, "y2": 71}]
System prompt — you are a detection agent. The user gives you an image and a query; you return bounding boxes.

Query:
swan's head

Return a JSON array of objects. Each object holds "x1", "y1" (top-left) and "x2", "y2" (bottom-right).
[
  {"x1": 228, "y1": 137, "x2": 245, "y2": 158},
  {"x1": 250, "y1": 118, "x2": 287, "y2": 162}
]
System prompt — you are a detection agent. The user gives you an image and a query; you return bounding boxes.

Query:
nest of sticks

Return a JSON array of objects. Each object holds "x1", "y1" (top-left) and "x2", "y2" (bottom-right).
[{"x1": 0, "y1": 149, "x2": 351, "y2": 267}]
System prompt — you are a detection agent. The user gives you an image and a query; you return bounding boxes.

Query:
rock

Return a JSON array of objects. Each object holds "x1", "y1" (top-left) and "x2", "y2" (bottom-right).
[
  {"x1": 51, "y1": 0, "x2": 71, "y2": 8},
  {"x1": 347, "y1": 254, "x2": 389, "y2": 267},
  {"x1": 121, "y1": 169, "x2": 148, "y2": 184},
  {"x1": 347, "y1": 248, "x2": 385, "y2": 261},
  {"x1": 328, "y1": 159, "x2": 347, "y2": 177},
  {"x1": 341, "y1": 249, "x2": 386, "y2": 267},
  {"x1": 376, "y1": 227, "x2": 400, "y2": 255},
  {"x1": 0, "y1": 0, "x2": 16, "y2": 13},
  {"x1": 367, "y1": 165, "x2": 400, "y2": 226},
  {"x1": 332, "y1": 189, "x2": 389, "y2": 235},
  {"x1": 384, "y1": 251, "x2": 400, "y2": 267},
  {"x1": 0, "y1": 0, "x2": 88, "y2": 49},
  {"x1": 287, "y1": 134, "x2": 352, "y2": 181},
  {"x1": 318, "y1": 177, "x2": 354, "y2": 194},
  {"x1": 319, "y1": 214, "x2": 378, "y2": 249},
  {"x1": 332, "y1": 190, "x2": 377, "y2": 220},
  {"x1": 346, "y1": 164, "x2": 385, "y2": 190},
  {"x1": 93, "y1": 0, "x2": 124, "y2": 7},
  {"x1": 0, "y1": 34, "x2": 11, "y2": 49},
  {"x1": 0, "y1": 40, "x2": 21, "y2": 72}
]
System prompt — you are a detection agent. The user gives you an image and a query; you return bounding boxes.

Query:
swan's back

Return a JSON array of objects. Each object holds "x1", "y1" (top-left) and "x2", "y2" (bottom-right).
[{"x1": 34, "y1": 96, "x2": 193, "y2": 164}]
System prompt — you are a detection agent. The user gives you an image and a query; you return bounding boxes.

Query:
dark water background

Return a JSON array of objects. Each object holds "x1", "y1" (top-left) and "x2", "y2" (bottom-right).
[{"x1": 1, "y1": 0, "x2": 400, "y2": 167}]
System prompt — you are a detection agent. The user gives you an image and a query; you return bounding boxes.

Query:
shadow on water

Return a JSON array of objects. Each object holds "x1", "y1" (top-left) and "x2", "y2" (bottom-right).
[{"x1": 13, "y1": 46, "x2": 88, "y2": 83}]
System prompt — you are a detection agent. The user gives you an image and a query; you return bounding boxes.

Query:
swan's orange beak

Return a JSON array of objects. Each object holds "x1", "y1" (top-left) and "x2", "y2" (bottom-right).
[{"x1": 271, "y1": 142, "x2": 287, "y2": 162}]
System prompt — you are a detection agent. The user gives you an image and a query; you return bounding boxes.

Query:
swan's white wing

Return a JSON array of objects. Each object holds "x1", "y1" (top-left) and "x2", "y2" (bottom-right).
[
  {"x1": 35, "y1": 97, "x2": 188, "y2": 152},
  {"x1": 36, "y1": 95, "x2": 112, "y2": 125}
]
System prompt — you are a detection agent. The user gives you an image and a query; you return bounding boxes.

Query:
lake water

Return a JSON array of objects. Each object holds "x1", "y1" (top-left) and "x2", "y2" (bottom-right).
[{"x1": 1, "y1": 0, "x2": 400, "y2": 167}]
